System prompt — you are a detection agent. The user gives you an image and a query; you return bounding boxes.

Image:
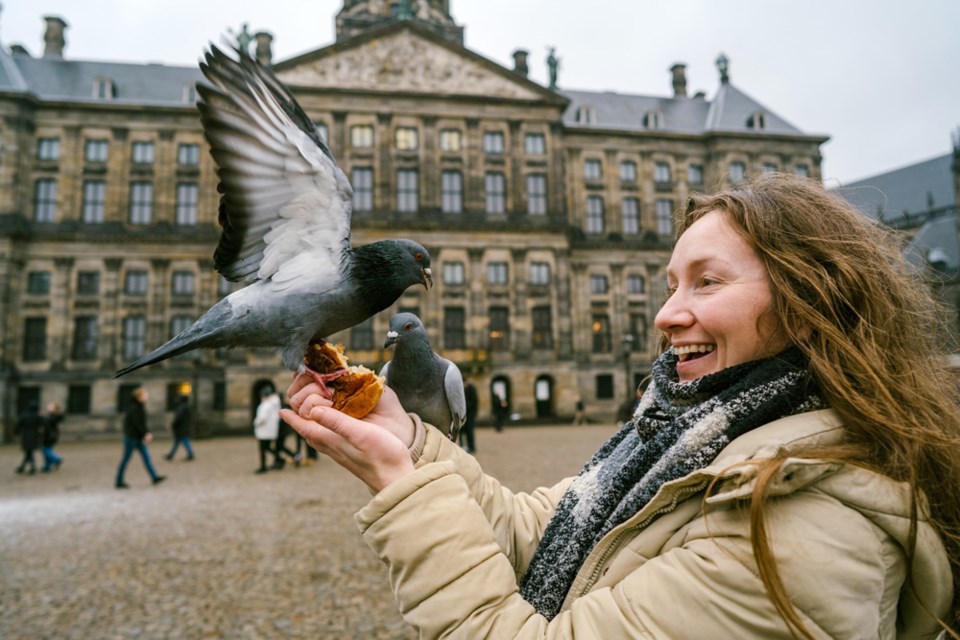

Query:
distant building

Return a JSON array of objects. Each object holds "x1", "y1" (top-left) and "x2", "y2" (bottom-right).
[{"x1": 0, "y1": 3, "x2": 827, "y2": 439}]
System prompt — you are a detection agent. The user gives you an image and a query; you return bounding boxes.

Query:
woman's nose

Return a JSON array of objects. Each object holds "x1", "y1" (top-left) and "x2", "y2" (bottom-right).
[{"x1": 654, "y1": 289, "x2": 694, "y2": 333}]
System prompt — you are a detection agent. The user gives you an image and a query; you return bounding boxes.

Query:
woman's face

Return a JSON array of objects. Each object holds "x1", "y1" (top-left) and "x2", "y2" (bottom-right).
[{"x1": 654, "y1": 210, "x2": 790, "y2": 382}]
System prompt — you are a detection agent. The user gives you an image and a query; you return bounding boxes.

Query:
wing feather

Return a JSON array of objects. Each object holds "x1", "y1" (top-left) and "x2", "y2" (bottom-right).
[{"x1": 197, "y1": 45, "x2": 352, "y2": 284}]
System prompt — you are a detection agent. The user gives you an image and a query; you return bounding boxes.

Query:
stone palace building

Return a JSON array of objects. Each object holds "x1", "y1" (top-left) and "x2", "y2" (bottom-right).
[{"x1": 0, "y1": 1, "x2": 827, "y2": 439}]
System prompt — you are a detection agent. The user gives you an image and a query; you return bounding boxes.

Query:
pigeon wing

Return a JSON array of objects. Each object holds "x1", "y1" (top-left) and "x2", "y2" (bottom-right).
[
  {"x1": 197, "y1": 45, "x2": 352, "y2": 288},
  {"x1": 442, "y1": 359, "x2": 467, "y2": 441}
]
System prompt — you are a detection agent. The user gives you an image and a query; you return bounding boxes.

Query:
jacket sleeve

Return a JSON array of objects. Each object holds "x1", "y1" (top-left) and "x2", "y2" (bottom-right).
[
  {"x1": 355, "y1": 461, "x2": 917, "y2": 639},
  {"x1": 414, "y1": 421, "x2": 572, "y2": 577}
]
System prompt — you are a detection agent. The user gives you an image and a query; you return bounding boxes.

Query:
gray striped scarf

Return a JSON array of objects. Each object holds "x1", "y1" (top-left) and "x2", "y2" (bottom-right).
[{"x1": 519, "y1": 347, "x2": 826, "y2": 619}]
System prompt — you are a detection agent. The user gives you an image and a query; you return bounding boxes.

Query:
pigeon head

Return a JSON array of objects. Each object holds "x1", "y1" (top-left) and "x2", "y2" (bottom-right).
[
  {"x1": 393, "y1": 239, "x2": 433, "y2": 291},
  {"x1": 384, "y1": 312, "x2": 427, "y2": 349}
]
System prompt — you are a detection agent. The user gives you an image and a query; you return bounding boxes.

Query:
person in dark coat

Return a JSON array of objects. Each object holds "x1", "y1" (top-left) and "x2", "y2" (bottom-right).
[
  {"x1": 115, "y1": 387, "x2": 165, "y2": 489},
  {"x1": 15, "y1": 401, "x2": 43, "y2": 475},
  {"x1": 165, "y1": 395, "x2": 195, "y2": 461},
  {"x1": 41, "y1": 401, "x2": 64, "y2": 472},
  {"x1": 492, "y1": 392, "x2": 508, "y2": 433},
  {"x1": 458, "y1": 377, "x2": 478, "y2": 453}
]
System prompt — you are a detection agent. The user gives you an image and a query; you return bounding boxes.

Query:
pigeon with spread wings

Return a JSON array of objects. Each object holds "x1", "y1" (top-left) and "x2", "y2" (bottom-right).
[{"x1": 115, "y1": 46, "x2": 432, "y2": 380}]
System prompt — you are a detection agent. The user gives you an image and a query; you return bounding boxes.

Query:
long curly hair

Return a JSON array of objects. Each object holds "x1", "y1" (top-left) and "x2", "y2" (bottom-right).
[{"x1": 680, "y1": 173, "x2": 960, "y2": 637}]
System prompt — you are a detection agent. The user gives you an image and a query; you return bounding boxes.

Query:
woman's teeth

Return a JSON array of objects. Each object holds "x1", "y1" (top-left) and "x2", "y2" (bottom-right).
[{"x1": 674, "y1": 345, "x2": 715, "y2": 361}]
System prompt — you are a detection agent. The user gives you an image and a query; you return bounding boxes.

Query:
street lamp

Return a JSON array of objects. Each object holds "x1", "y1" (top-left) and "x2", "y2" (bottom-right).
[{"x1": 622, "y1": 334, "x2": 635, "y2": 400}]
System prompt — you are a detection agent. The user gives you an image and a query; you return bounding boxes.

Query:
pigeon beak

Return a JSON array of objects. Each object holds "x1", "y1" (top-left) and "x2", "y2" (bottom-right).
[
  {"x1": 384, "y1": 330, "x2": 399, "y2": 349},
  {"x1": 421, "y1": 267, "x2": 433, "y2": 290}
]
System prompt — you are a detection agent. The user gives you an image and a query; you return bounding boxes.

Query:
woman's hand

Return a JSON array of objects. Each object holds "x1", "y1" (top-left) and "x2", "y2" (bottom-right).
[{"x1": 283, "y1": 374, "x2": 416, "y2": 493}]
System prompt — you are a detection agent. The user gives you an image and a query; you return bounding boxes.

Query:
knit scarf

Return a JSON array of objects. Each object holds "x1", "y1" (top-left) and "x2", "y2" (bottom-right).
[{"x1": 519, "y1": 347, "x2": 826, "y2": 620}]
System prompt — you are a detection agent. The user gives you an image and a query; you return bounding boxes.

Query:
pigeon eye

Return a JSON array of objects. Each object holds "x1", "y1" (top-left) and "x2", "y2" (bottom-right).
[
  {"x1": 415, "y1": 252, "x2": 424, "y2": 262},
  {"x1": 404, "y1": 323, "x2": 414, "y2": 332}
]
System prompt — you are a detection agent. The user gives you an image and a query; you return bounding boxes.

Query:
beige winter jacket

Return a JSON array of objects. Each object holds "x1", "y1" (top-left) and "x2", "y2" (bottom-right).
[{"x1": 355, "y1": 410, "x2": 953, "y2": 639}]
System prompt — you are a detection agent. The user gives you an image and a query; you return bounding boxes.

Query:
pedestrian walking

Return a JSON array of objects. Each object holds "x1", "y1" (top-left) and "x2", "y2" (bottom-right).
[
  {"x1": 15, "y1": 401, "x2": 43, "y2": 475},
  {"x1": 253, "y1": 386, "x2": 281, "y2": 474},
  {"x1": 572, "y1": 398, "x2": 587, "y2": 425},
  {"x1": 41, "y1": 401, "x2": 64, "y2": 472},
  {"x1": 492, "y1": 392, "x2": 508, "y2": 433},
  {"x1": 115, "y1": 387, "x2": 166, "y2": 489},
  {"x1": 165, "y1": 395, "x2": 195, "y2": 461}
]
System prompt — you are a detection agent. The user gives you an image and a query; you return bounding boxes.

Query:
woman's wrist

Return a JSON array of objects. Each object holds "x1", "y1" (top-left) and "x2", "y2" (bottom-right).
[{"x1": 407, "y1": 413, "x2": 426, "y2": 463}]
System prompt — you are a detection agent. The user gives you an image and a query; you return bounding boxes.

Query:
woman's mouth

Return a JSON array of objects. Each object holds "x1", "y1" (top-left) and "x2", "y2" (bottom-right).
[{"x1": 674, "y1": 344, "x2": 715, "y2": 363}]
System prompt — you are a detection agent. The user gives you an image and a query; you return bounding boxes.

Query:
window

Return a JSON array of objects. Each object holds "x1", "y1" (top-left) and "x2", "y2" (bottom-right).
[
  {"x1": 350, "y1": 125, "x2": 374, "y2": 148},
  {"x1": 176, "y1": 183, "x2": 199, "y2": 225},
  {"x1": 487, "y1": 262, "x2": 508, "y2": 285},
  {"x1": 656, "y1": 199, "x2": 674, "y2": 236},
  {"x1": 488, "y1": 306, "x2": 510, "y2": 351},
  {"x1": 34, "y1": 179, "x2": 57, "y2": 222},
  {"x1": 213, "y1": 382, "x2": 226, "y2": 411},
  {"x1": 622, "y1": 198, "x2": 640, "y2": 235},
  {"x1": 584, "y1": 159, "x2": 602, "y2": 180},
  {"x1": 630, "y1": 313, "x2": 648, "y2": 347},
  {"x1": 315, "y1": 122, "x2": 328, "y2": 143},
  {"x1": 688, "y1": 164, "x2": 704, "y2": 185},
  {"x1": 170, "y1": 315, "x2": 193, "y2": 338},
  {"x1": 352, "y1": 167, "x2": 374, "y2": 212},
  {"x1": 27, "y1": 272, "x2": 51, "y2": 295},
  {"x1": 620, "y1": 161, "x2": 637, "y2": 183},
  {"x1": 23, "y1": 317, "x2": 47, "y2": 361},
  {"x1": 643, "y1": 110, "x2": 664, "y2": 129},
  {"x1": 177, "y1": 143, "x2": 200, "y2": 165},
  {"x1": 485, "y1": 172, "x2": 506, "y2": 214},
  {"x1": 746, "y1": 111, "x2": 766, "y2": 130},
  {"x1": 654, "y1": 162, "x2": 672, "y2": 185},
  {"x1": 575, "y1": 106, "x2": 595, "y2": 125},
  {"x1": 794, "y1": 164, "x2": 809, "y2": 178},
  {"x1": 441, "y1": 170, "x2": 463, "y2": 213},
  {"x1": 590, "y1": 275, "x2": 609, "y2": 294},
  {"x1": 596, "y1": 374, "x2": 615, "y2": 400},
  {"x1": 762, "y1": 163, "x2": 778, "y2": 174},
  {"x1": 442, "y1": 261, "x2": 465, "y2": 285},
  {"x1": 77, "y1": 271, "x2": 100, "y2": 295},
  {"x1": 67, "y1": 385, "x2": 92, "y2": 414},
  {"x1": 129, "y1": 182, "x2": 153, "y2": 224},
  {"x1": 122, "y1": 316, "x2": 147, "y2": 360},
  {"x1": 524, "y1": 133, "x2": 546, "y2": 155},
  {"x1": 132, "y1": 141, "x2": 155, "y2": 164},
  {"x1": 444, "y1": 307, "x2": 466, "y2": 349},
  {"x1": 627, "y1": 274, "x2": 646, "y2": 294},
  {"x1": 397, "y1": 169, "x2": 419, "y2": 212},
  {"x1": 526, "y1": 174, "x2": 547, "y2": 215},
  {"x1": 396, "y1": 127, "x2": 418, "y2": 150},
  {"x1": 439, "y1": 129, "x2": 462, "y2": 152},
  {"x1": 72, "y1": 317, "x2": 99, "y2": 361},
  {"x1": 82, "y1": 181, "x2": 106, "y2": 223},
  {"x1": 586, "y1": 196, "x2": 605, "y2": 234},
  {"x1": 172, "y1": 271, "x2": 195, "y2": 295},
  {"x1": 93, "y1": 77, "x2": 115, "y2": 99},
  {"x1": 37, "y1": 138, "x2": 60, "y2": 161},
  {"x1": 530, "y1": 261, "x2": 551, "y2": 285},
  {"x1": 125, "y1": 270, "x2": 148, "y2": 295},
  {"x1": 592, "y1": 314, "x2": 612, "y2": 353},
  {"x1": 350, "y1": 317, "x2": 374, "y2": 350},
  {"x1": 85, "y1": 139, "x2": 108, "y2": 163},
  {"x1": 532, "y1": 306, "x2": 553, "y2": 349},
  {"x1": 729, "y1": 161, "x2": 746, "y2": 183},
  {"x1": 182, "y1": 83, "x2": 197, "y2": 105},
  {"x1": 482, "y1": 131, "x2": 504, "y2": 154}
]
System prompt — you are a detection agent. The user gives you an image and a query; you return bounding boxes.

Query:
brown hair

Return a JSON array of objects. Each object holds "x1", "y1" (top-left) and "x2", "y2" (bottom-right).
[{"x1": 681, "y1": 173, "x2": 960, "y2": 636}]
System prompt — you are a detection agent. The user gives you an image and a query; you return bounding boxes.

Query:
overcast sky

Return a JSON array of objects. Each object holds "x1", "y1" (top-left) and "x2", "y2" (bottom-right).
[{"x1": 4, "y1": 1, "x2": 958, "y2": 185}]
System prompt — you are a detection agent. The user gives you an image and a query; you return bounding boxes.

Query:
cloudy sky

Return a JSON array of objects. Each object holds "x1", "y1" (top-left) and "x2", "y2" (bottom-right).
[{"x1": 4, "y1": 1, "x2": 958, "y2": 185}]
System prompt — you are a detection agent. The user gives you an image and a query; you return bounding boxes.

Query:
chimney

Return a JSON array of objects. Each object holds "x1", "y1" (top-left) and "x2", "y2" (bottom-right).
[
  {"x1": 512, "y1": 49, "x2": 529, "y2": 77},
  {"x1": 254, "y1": 31, "x2": 273, "y2": 66},
  {"x1": 43, "y1": 16, "x2": 67, "y2": 59},
  {"x1": 670, "y1": 63, "x2": 687, "y2": 98}
]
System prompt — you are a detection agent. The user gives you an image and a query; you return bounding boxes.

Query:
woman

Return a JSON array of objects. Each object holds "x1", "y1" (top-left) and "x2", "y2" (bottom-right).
[
  {"x1": 41, "y1": 401, "x2": 64, "y2": 472},
  {"x1": 165, "y1": 395, "x2": 195, "y2": 461},
  {"x1": 283, "y1": 174, "x2": 960, "y2": 638},
  {"x1": 253, "y1": 386, "x2": 282, "y2": 474}
]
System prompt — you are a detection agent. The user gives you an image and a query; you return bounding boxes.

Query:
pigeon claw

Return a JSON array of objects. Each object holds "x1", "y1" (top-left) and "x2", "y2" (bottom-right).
[{"x1": 305, "y1": 366, "x2": 350, "y2": 400}]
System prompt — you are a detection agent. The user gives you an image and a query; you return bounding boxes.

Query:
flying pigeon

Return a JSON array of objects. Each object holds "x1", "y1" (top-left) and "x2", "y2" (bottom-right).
[
  {"x1": 115, "y1": 46, "x2": 433, "y2": 379},
  {"x1": 381, "y1": 313, "x2": 466, "y2": 441}
]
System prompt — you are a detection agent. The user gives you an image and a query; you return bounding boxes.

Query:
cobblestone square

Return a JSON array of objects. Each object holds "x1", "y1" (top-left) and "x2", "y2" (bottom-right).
[{"x1": 1, "y1": 423, "x2": 616, "y2": 639}]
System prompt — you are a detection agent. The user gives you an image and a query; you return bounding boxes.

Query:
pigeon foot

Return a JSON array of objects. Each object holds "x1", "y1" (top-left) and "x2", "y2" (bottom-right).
[{"x1": 305, "y1": 366, "x2": 350, "y2": 399}]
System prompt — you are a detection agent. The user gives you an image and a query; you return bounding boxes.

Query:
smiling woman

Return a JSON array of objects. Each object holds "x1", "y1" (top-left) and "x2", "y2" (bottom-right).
[{"x1": 283, "y1": 173, "x2": 960, "y2": 639}]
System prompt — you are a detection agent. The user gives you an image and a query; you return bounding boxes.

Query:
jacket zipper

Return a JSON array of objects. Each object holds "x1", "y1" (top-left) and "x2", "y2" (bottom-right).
[{"x1": 577, "y1": 479, "x2": 711, "y2": 597}]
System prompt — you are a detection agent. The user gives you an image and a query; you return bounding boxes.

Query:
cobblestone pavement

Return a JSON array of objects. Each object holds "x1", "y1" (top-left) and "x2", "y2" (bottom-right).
[{"x1": 1, "y1": 423, "x2": 616, "y2": 639}]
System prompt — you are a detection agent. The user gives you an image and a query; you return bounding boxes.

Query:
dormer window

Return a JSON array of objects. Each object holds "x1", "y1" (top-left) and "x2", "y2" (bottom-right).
[
  {"x1": 746, "y1": 111, "x2": 766, "y2": 130},
  {"x1": 643, "y1": 110, "x2": 664, "y2": 129},
  {"x1": 93, "y1": 77, "x2": 115, "y2": 100},
  {"x1": 575, "y1": 106, "x2": 596, "y2": 125},
  {"x1": 182, "y1": 83, "x2": 197, "y2": 104}
]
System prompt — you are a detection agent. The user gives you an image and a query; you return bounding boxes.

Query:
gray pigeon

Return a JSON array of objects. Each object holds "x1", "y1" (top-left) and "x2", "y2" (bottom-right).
[
  {"x1": 381, "y1": 313, "x2": 466, "y2": 441},
  {"x1": 115, "y1": 46, "x2": 433, "y2": 378}
]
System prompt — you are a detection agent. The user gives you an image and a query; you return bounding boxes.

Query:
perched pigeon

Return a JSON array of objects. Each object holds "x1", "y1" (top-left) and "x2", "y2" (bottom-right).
[
  {"x1": 115, "y1": 46, "x2": 433, "y2": 378},
  {"x1": 381, "y1": 313, "x2": 466, "y2": 441}
]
